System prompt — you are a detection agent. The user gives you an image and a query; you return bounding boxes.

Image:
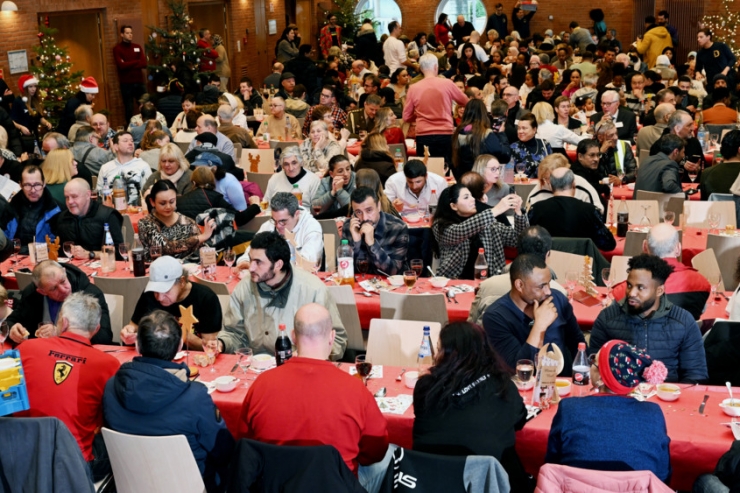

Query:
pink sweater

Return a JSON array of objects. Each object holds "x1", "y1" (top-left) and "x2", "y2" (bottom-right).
[
  {"x1": 535, "y1": 464, "x2": 674, "y2": 493},
  {"x1": 403, "y1": 76, "x2": 469, "y2": 136}
]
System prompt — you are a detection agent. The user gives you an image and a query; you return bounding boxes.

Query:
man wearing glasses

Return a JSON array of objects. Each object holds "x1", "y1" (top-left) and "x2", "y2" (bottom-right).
[
  {"x1": 256, "y1": 96, "x2": 302, "y2": 141},
  {"x1": 3, "y1": 165, "x2": 60, "y2": 255},
  {"x1": 502, "y1": 87, "x2": 530, "y2": 144},
  {"x1": 590, "y1": 89, "x2": 638, "y2": 143},
  {"x1": 302, "y1": 85, "x2": 347, "y2": 137}
]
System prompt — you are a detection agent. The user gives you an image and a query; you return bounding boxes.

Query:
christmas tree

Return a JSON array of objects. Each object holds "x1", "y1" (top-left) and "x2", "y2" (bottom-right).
[
  {"x1": 30, "y1": 26, "x2": 84, "y2": 127},
  {"x1": 700, "y1": 0, "x2": 740, "y2": 58},
  {"x1": 328, "y1": 0, "x2": 374, "y2": 41},
  {"x1": 146, "y1": 0, "x2": 210, "y2": 90}
]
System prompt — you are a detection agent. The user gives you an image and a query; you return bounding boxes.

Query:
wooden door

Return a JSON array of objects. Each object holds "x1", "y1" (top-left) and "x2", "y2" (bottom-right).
[
  {"x1": 42, "y1": 10, "x2": 109, "y2": 113},
  {"x1": 188, "y1": 2, "x2": 231, "y2": 86},
  {"x1": 253, "y1": 0, "x2": 272, "y2": 84},
  {"x1": 296, "y1": 0, "x2": 313, "y2": 50}
]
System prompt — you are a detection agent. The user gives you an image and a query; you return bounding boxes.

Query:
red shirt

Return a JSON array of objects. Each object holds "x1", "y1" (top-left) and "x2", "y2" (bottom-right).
[
  {"x1": 611, "y1": 257, "x2": 711, "y2": 301},
  {"x1": 112, "y1": 41, "x2": 147, "y2": 84},
  {"x1": 18, "y1": 333, "x2": 120, "y2": 461},
  {"x1": 239, "y1": 357, "x2": 389, "y2": 474},
  {"x1": 403, "y1": 76, "x2": 469, "y2": 136}
]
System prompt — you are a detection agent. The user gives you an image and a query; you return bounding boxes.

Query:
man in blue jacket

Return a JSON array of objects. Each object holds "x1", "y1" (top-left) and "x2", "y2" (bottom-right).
[
  {"x1": 103, "y1": 310, "x2": 234, "y2": 492},
  {"x1": 589, "y1": 254, "x2": 708, "y2": 383}
]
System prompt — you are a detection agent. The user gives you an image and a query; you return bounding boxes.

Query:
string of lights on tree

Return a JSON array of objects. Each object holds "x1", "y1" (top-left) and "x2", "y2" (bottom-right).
[
  {"x1": 31, "y1": 24, "x2": 83, "y2": 126},
  {"x1": 145, "y1": 0, "x2": 210, "y2": 87},
  {"x1": 700, "y1": 0, "x2": 740, "y2": 58}
]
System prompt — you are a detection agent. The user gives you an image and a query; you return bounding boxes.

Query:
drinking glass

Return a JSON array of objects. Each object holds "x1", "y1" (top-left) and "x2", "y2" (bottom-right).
[
  {"x1": 149, "y1": 245, "x2": 162, "y2": 261},
  {"x1": 310, "y1": 257, "x2": 322, "y2": 276},
  {"x1": 709, "y1": 273, "x2": 723, "y2": 306},
  {"x1": 204, "y1": 340, "x2": 218, "y2": 373},
  {"x1": 617, "y1": 170, "x2": 626, "y2": 185},
  {"x1": 516, "y1": 359, "x2": 534, "y2": 384},
  {"x1": 223, "y1": 248, "x2": 236, "y2": 281},
  {"x1": 410, "y1": 259, "x2": 423, "y2": 277},
  {"x1": 708, "y1": 212, "x2": 721, "y2": 234},
  {"x1": 639, "y1": 205, "x2": 652, "y2": 228},
  {"x1": 565, "y1": 271, "x2": 579, "y2": 300},
  {"x1": 663, "y1": 211, "x2": 675, "y2": 225},
  {"x1": 118, "y1": 243, "x2": 130, "y2": 271},
  {"x1": 688, "y1": 170, "x2": 698, "y2": 183},
  {"x1": 710, "y1": 134, "x2": 719, "y2": 149},
  {"x1": 357, "y1": 259, "x2": 369, "y2": 280},
  {"x1": 355, "y1": 354, "x2": 372, "y2": 387},
  {"x1": 312, "y1": 204, "x2": 322, "y2": 216},
  {"x1": 12, "y1": 239, "x2": 20, "y2": 266},
  {"x1": 515, "y1": 162, "x2": 527, "y2": 180},
  {"x1": 403, "y1": 270, "x2": 417, "y2": 293},
  {"x1": 601, "y1": 268, "x2": 613, "y2": 308},
  {"x1": 236, "y1": 348, "x2": 253, "y2": 388},
  {"x1": 63, "y1": 241, "x2": 74, "y2": 260},
  {"x1": 0, "y1": 322, "x2": 9, "y2": 353}
]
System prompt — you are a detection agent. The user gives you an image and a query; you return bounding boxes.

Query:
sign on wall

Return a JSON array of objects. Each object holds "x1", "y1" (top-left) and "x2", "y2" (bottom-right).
[{"x1": 7, "y1": 50, "x2": 28, "y2": 74}]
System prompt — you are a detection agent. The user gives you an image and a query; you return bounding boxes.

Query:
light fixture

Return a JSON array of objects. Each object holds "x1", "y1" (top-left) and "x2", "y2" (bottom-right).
[{"x1": 1, "y1": 1, "x2": 18, "y2": 11}]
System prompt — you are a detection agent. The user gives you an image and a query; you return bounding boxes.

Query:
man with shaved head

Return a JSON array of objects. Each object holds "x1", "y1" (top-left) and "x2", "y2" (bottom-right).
[
  {"x1": 238, "y1": 302, "x2": 388, "y2": 476},
  {"x1": 636, "y1": 103, "x2": 675, "y2": 154},
  {"x1": 610, "y1": 223, "x2": 710, "y2": 319},
  {"x1": 56, "y1": 178, "x2": 124, "y2": 260}
]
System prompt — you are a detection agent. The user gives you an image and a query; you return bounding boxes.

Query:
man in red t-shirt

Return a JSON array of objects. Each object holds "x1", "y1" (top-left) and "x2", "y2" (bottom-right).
[
  {"x1": 18, "y1": 292, "x2": 120, "y2": 480},
  {"x1": 239, "y1": 303, "x2": 388, "y2": 475}
]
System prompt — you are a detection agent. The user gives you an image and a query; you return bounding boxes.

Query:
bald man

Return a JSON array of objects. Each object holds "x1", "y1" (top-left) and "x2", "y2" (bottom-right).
[
  {"x1": 637, "y1": 103, "x2": 676, "y2": 154},
  {"x1": 55, "y1": 178, "x2": 124, "y2": 260},
  {"x1": 452, "y1": 15, "x2": 474, "y2": 45},
  {"x1": 610, "y1": 223, "x2": 710, "y2": 318},
  {"x1": 239, "y1": 303, "x2": 388, "y2": 476}
]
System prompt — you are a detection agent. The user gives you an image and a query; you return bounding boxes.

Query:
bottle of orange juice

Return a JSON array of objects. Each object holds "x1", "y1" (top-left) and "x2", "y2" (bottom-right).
[
  {"x1": 337, "y1": 240, "x2": 355, "y2": 287},
  {"x1": 291, "y1": 184, "x2": 303, "y2": 204}
]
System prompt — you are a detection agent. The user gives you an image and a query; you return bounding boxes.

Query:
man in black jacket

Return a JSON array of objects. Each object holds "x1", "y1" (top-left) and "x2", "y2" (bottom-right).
[
  {"x1": 284, "y1": 45, "x2": 319, "y2": 101},
  {"x1": 0, "y1": 105, "x2": 22, "y2": 157},
  {"x1": 590, "y1": 90, "x2": 639, "y2": 143},
  {"x1": 55, "y1": 178, "x2": 124, "y2": 260},
  {"x1": 649, "y1": 109, "x2": 703, "y2": 182},
  {"x1": 7, "y1": 260, "x2": 113, "y2": 345},
  {"x1": 636, "y1": 134, "x2": 685, "y2": 194},
  {"x1": 485, "y1": 3, "x2": 508, "y2": 38}
]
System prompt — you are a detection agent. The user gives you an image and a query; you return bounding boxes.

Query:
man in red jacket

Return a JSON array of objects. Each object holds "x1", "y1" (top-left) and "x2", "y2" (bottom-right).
[
  {"x1": 113, "y1": 25, "x2": 147, "y2": 124},
  {"x1": 197, "y1": 28, "x2": 219, "y2": 73}
]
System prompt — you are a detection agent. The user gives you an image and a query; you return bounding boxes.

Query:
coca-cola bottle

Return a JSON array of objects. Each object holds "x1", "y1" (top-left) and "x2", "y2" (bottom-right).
[{"x1": 275, "y1": 324, "x2": 293, "y2": 365}]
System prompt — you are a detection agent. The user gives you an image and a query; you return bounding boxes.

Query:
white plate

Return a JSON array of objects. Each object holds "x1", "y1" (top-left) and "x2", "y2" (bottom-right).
[
  {"x1": 57, "y1": 257, "x2": 71, "y2": 263},
  {"x1": 173, "y1": 351, "x2": 187, "y2": 361},
  {"x1": 405, "y1": 214, "x2": 421, "y2": 223},
  {"x1": 627, "y1": 183, "x2": 635, "y2": 190}
]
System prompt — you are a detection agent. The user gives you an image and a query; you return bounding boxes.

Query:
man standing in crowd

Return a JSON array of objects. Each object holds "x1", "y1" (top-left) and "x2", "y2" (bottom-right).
[
  {"x1": 196, "y1": 28, "x2": 219, "y2": 73},
  {"x1": 656, "y1": 10, "x2": 678, "y2": 47},
  {"x1": 7, "y1": 260, "x2": 112, "y2": 345},
  {"x1": 590, "y1": 254, "x2": 707, "y2": 383},
  {"x1": 404, "y1": 54, "x2": 468, "y2": 169},
  {"x1": 696, "y1": 29, "x2": 736, "y2": 93},
  {"x1": 220, "y1": 231, "x2": 347, "y2": 359},
  {"x1": 18, "y1": 293, "x2": 119, "y2": 481},
  {"x1": 512, "y1": 0, "x2": 536, "y2": 39},
  {"x1": 383, "y1": 21, "x2": 417, "y2": 74},
  {"x1": 113, "y1": 25, "x2": 147, "y2": 123},
  {"x1": 96, "y1": 132, "x2": 152, "y2": 206},
  {"x1": 239, "y1": 303, "x2": 388, "y2": 475},
  {"x1": 485, "y1": 4, "x2": 508, "y2": 39},
  {"x1": 483, "y1": 254, "x2": 585, "y2": 373},
  {"x1": 610, "y1": 223, "x2": 710, "y2": 320},
  {"x1": 342, "y1": 187, "x2": 409, "y2": 276}
]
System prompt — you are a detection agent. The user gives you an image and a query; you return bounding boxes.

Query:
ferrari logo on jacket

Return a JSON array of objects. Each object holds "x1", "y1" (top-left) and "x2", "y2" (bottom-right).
[{"x1": 54, "y1": 361, "x2": 73, "y2": 385}]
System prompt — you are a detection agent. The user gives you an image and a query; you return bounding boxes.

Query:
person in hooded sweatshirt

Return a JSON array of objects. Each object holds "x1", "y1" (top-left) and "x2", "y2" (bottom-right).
[{"x1": 103, "y1": 310, "x2": 234, "y2": 492}]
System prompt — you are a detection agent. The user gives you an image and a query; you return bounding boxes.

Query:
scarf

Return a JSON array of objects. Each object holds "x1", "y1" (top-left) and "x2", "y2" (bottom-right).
[{"x1": 161, "y1": 168, "x2": 185, "y2": 187}]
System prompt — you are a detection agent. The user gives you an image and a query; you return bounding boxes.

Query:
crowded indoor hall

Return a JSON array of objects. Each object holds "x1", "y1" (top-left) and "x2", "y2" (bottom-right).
[{"x1": 0, "y1": 0, "x2": 740, "y2": 490}]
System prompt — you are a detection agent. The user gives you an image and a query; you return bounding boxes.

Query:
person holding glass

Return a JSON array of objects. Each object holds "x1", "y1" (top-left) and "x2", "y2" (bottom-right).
[
  {"x1": 413, "y1": 321, "x2": 536, "y2": 493},
  {"x1": 432, "y1": 184, "x2": 527, "y2": 279},
  {"x1": 138, "y1": 180, "x2": 216, "y2": 262},
  {"x1": 510, "y1": 114, "x2": 552, "y2": 178}
]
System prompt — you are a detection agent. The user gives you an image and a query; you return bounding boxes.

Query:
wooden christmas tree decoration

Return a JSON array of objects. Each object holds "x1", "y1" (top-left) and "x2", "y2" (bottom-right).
[
  {"x1": 248, "y1": 153, "x2": 260, "y2": 173},
  {"x1": 179, "y1": 305, "x2": 199, "y2": 342},
  {"x1": 423, "y1": 145, "x2": 430, "y2": 166},
  {"x1": 45, "y1": 235, "x2": 60, "y2": 261},
  {"x1": 579, "y1": 256, "x2": 598, "y2": 296}
]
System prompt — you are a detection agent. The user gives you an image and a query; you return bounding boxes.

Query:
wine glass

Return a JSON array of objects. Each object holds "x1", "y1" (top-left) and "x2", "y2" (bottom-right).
[
  {"x1": 404, "y1": 270, "x2": 417, "y2": 293},
  {"x1": 118, "y1": 243, "x2": 130, "y2": 271},
  {"x1": 688, "y1": 169, "x2": 698, "y2": 183},
  {"x1": 639, "y1": 205, "x2": 652, "y2": 228},
  {"x1": 357, "y1": 258, "x2": 369, "y2": 281},
  {"x1": 0, "y1": 322, "x2": 9, "y2": 353},
  {"x1": 516, "y1": 359, "x2": 534, "y2": 385},
  {"x1": 236, "y1": 347, "x2": 253, "y2": 388},
  {"x1": 310, "y1": 257, "x2": 322, "y2": 276},
  {"x1": 204, "y1": 340, "x2": 218, "y2": 373},
  {"x1": 601, "y1": 268, "x2": 613, "y2": 308},
  {"x1": 708, "y1": 212, "x2": 721, "y2": 234},
  {"x1": 63, "y1": 241, "x2": 74, "y2": 260},
  {"x1": 663, "y1": 211, "x2": 675, "y2": 225},
  {"x1": 410, "y1": 259, "x2": 423, "y2": 278},
  {"x1": 708, "y1": 273, "x2": 723, "y2": 306},
  {"x1": 223, "y1": 248, "x2": 236, "y2": 282},
  {"x1": 565, "y1": 271, "x2": 579, "y2": 300},
  {"x1": 515, "y1": 162, "x2": 527, "y2": 180},
  {"x1": 710, "y1": 134, "x2": 719, "y2": 149},
  {"x1": 355, "y1": 354, "x2": 372, "y2": 387},
  {"x1": 149, "y1": 245, "x2": 162, "y2": 261},
  {"x1": 12, "y1": 239, "x2": 20, "y2": 267}
]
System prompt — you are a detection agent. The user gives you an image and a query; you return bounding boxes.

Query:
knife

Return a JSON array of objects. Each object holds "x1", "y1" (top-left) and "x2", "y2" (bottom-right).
[
  {"x1": 699, "y1": 394, "x2": 710, "y2": 414},
  {"x1": 229, "y1": 362, "x2": 239, "y2": 373}
]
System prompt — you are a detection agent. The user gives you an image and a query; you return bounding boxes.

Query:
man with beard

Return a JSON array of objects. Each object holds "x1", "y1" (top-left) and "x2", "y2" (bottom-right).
[
  {"x1": 482, "y1": 254, "x2": 585, "y2": 374},
  {"x1": 589, "y1": 254, "x2": 707, "y2": 383},
  {"x1": 219, "y1": 231, "x2": 347, "y2": 360}
]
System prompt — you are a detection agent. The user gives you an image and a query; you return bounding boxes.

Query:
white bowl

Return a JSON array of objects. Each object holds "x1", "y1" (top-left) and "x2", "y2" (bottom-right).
[
  {"x1": 430, "y1": 277, "x2": 449, "y2": 288},
  {"x1": 555, "y1": 378, "x2": 571, "y2": 396},
  {"x1": 405, "y1": 139, "x2": 416, "y2": 149},
  {"x1": 720, "y1": 398, "x2": 740, "y2": 416},
  {"x1": 404, "y1": 370, "x2": 419, "y2": 389},
  {"x1": 214, "y1": 375, "x2": 237, "y2": 392},
  {"x1": 252, "y1": 354, "x2": 275, "y2": 371},
  {"x1": 387, "y1": 275, "x2": 404, "y2": 286},
  {"x1": 347, "y1": 138, "x2": 358, "y2": 146},
  {"x1": 405, "y1": 213, "x2": 421, "y2": 223},
  {"x1": 656, "y1": 384, "x2": 681, "y2": 402}
]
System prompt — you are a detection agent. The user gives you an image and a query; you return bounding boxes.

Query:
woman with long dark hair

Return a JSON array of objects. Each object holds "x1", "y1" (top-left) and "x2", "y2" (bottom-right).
[
  {"x1": 11, "y1": 76, "x2": 52, "y2": 153},
  {"x1": 413, "y1": 322, "x2": 535, "y2": 492},
  {"x1": 451, "y1": 99, "x2": 510, "y2": 181},
  {"x1": 459, "y1": 42, "x2": 485, "y2": 75},
  {"x1": 275, "y1": 26, "x2": 299, "y2": 63},
  {"x1": 434, "y1": 13, "x2": 452, "y2": 46},
  {"x1": 432, "y1": 184, "x2": 526, "y2": 279}
]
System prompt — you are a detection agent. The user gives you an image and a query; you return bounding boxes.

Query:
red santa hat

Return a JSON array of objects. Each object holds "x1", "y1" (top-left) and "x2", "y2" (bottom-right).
[
  {"x1": 80, "y1": 77, "x2": 99, "y2": 94},
  {"x1": 18, "y1": 74, "x2": 39, "y2": 93}
]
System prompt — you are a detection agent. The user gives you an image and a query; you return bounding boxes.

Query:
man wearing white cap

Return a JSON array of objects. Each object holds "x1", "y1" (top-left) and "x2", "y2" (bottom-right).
[
  {"x1": 57, "y1": 77, "x2": 98, "y2": 138},
  {"x1": 120, "y1": 256, "x2": 222, "y2": 350}
]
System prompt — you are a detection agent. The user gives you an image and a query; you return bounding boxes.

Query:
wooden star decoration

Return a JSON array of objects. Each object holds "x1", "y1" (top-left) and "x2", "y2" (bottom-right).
[{"x1": 179, "y1": 305, "x2": 199, "y2": 342}]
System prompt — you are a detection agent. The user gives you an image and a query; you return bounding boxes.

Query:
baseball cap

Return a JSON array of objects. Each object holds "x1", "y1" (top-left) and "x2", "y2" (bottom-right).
[
  {"x1": 145, "y1": 256, "x2": 183, "y2": 293},
  {"x1": 191, "y1": 151, "x2": 224, "y2": 167},
  {"x1": 281, "y1": 72, "x2": 296, "y2": 81}
]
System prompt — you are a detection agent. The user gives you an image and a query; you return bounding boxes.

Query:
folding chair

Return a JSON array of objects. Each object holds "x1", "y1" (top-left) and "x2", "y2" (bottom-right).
[
  {"x1": 242, "y1": 149, "x2": 276, "y2": 173},
  {"x1": 93, "y1": 276, "x2": 150, "y2": 332},
  {"x1": 635, "y1": 190, "x2": 684, "y2": 220},
  {"x1": 706, "y1": 235, "x2": 740, "y2": 291},
  {"x1": 609, "y1": 255, "x2": 631, "y2": 285},
  {"x1": 327, "y1": 285, "x2": 365, "y2": 352},
  {"x1": 366, "y1": 319, "x2": 442, "y2": 367},
  {"x1": 425, "y1": 157, "x2": 446, "y2": 177},
  {"x1": 683, "y1": 201, "x2": 737, "y2": 228},
  {"x1": 379, "y1": 291, "x2": 448, "y2": 327},
  {"x1": 691, "y1": 248, "x2": 724, "y2": 292},
  {"x1": 246, "y1": 172, "x2": 272, "y2": 195},
  {"x1": 546, "y1": 249, "x2": 586, "y2": 286}
]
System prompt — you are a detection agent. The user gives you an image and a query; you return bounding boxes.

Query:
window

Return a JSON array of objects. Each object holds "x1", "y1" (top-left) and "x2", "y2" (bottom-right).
[
  {"x1": 355, "y1": 0, "x2": 402, "y2": 39},
  {"x1": 436, "y1": 0, "x2": 487, "y2": 34}
]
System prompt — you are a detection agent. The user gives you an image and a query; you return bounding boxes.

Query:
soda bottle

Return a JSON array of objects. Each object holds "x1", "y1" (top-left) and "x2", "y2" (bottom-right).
[
  {"x1": 101, "y1": 223, "x2": 116, "y2": 273},
  {"x1": 112, "y1": 175, "x2": 127, "y2": 211},
  {"x1": 616, "y1": 199, "x2": 629, "y2": 238},
  {"x1": 394, "y1": 148, "x2": 404, "y2": 171},
  {"x1": 572, "y1": 342, "x2": 591, "y2": 395},
  {"x1": 131, "y1": 234, "x2": 147, "y2": 277},
  {"x1": 101, "y1": 178, "x2": 113, "y2": 208},
  {"x1": 337, "y1": 239, "x2": 355, "y2": 287},
  {"x1": 291, "y1": 184, "x2": 303, "y2": 204},
  {"x1": 275, "y1": 324, "x2": 293, "y2": 365},
  {"x1": 417, "y1": 326, "x2": 435, "y2": 375},
  {"x1": 474, "y1": 248, "x2": 488, "y2": 280}
]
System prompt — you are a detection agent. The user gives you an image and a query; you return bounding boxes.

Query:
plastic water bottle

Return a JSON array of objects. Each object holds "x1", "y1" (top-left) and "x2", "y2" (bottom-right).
[
  {"x1": 101, "y1": 178, "x2": 113, "y2": 208},
  {"x1": 291, "y1": 183, "x2": 303, "y2": 204},
  {"x1": 101, "y1": 223, "x2": 116, "y2": 273},
  {"x1": 112, "y1": 175, "x2": 127, "y2": 211},
  {"x1": 337, "y1": 239, "x2": 354, "y2": 287},
  {"x1": 417, "y1": 325, "x2": 435, "y2": 375},
  {"x1": 504, "y1": 157, "x2": 515, "y2": 183},
  {"x1": 697, "y1": 121, "x2": 708, "y2": 153},
  {"x1": 394, "y1": 148, "x2": 404, "y2": 172},
  {"x1": 474, "y1": 248, "x2": 488, "y2": 280},
  {"x1": 572, "y1": 342, "x2": 590, "y2": 395}
]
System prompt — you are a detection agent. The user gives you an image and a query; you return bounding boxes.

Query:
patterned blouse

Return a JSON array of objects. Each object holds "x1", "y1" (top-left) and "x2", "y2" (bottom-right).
[
  {"x1": 510, "y1": 138, "x2": 553, "y2": 178},
  {"x1": 137, "y1": 213, "x2": 201, "y2": 261}
]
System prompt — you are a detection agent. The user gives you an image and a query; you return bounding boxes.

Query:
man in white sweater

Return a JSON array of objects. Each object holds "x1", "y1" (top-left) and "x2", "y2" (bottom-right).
[
  {"x1": 263, "y1": 146, "x2": 320, "y2": 208},
  {"x1": 97, "y1": 132, "x2": 152, "y2": 206}
]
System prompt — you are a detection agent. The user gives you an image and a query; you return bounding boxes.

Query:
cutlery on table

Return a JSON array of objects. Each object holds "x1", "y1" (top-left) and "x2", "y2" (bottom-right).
[
  {"x1": 727, "y1": 381, "x2": 736, "y2": 403},
  {"x1": 374, "y1": 387, "x2": 387, "y2": 398},
  {"x1": 448, "y1": 291, "x2": 459, "y2": 304},
  {"x1": 396, "y1": 369, "x2": 406, "y2": 382},
  {"x1": 103, "y1": 349, "x2": 128, "y2": 353},
  {"x1": 699, "y1": 394, "x2": 710, "y2": 414},
  {"x1": 230, "y1": 362, "x2": 240, "y2": 373},
  {"x1": 377, "y1": 269, "x2": 391, "y2": 277}
]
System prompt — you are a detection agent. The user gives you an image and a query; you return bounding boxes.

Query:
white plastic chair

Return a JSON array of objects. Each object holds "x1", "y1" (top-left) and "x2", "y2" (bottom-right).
[
  {"x1": 609, "y1": 255, "x2": 631, "y2": 285},
  {"x1": 706, "y1": 235, "x2": 740, "y2": 291},
  {"x1": 683, "y1": 201, "x2": 737, "y2": 228},
  {"x1": 101, "y1": 428, "x2": 206, "y2": 493},
  {"x1": 242, "y1": 149, "x2": 275, "y2": 173},
  {"x1": 192, "y1": 276, "x2": 230, "y2": 296},
  {"x1": 93, "y1": 276, "x2": 150, "y2": 329},
  {"x1": 546, "y1": 249, "x2": 586, "y2": 286},
  {"x1": 246, "y1": 172, "x2": 273, "y2": 195},
  {"x1": 691, "y1": 248, "x2": 724, "y2": 292},
  {"x1": 103, "y1": 293, "x2": 124, "y2": 343},
  {"x1": 379, "y1": 291, "x2": 448, "y2": 327},
  {"x1": 425, "y1": 158, "x2": 446, "y2": 177},
  {"x1": 327, "y1": 285, "x2": 366, "y2": 352},
  {"x1": 635, "y1": 190, "x2": 684, "y2": 219},
  {"x1": 366, "y1": 319, "x2": 442, "y2": 367}
]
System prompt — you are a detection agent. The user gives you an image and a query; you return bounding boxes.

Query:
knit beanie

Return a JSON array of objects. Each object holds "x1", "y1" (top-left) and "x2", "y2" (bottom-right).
[{"x1": 598, "y1": 340, "x2": 667, "y2": 394}]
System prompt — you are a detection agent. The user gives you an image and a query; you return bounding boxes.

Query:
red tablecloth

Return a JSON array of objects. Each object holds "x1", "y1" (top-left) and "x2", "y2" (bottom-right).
[
  {"x1": 565, "y1": 147, "x2": 715, "y2": 166},
  {"x1": 346, "y1": 144, "x2": 417, "y2": 157},
  {"x1": 611, "y1": 183, "x2": 700, "y2": 200},
  {"x1": 94, "y1": 345, "x2": 740, "y2": 492},
  {"x1": 1, "y1": 258, "x2": 134, "y2": 290},
  {"x1": 600, "y1": 226, "x2": 708, "y2": 264},
  {"x1": 256, "y1": 139, "x2": 303, "y2": 149}
]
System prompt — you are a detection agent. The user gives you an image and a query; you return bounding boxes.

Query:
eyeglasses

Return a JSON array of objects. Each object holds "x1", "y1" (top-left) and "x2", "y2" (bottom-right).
[
  {"x1": 22, "y1": 183, "x2": 44, "y2": 191},
  {"x1": 486, "y1": 166, "x2": 501, "y2": 172},
  {"x1": 602, "y1": 100, "x2": 619, "y2": 106}
]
